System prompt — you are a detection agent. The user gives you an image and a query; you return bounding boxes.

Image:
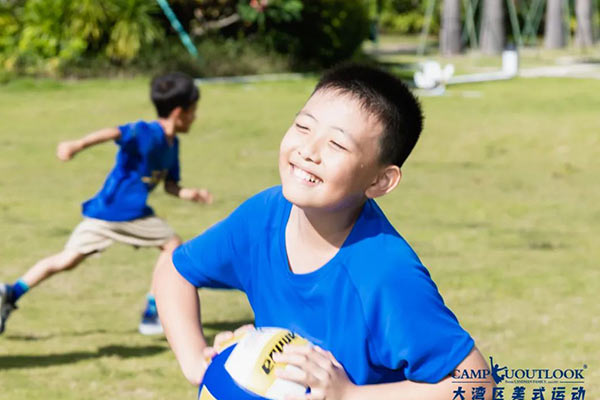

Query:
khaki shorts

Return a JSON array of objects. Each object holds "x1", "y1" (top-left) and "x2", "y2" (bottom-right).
[{"x1": 65, "y1": 216, "x2": 176, "y2": 255}]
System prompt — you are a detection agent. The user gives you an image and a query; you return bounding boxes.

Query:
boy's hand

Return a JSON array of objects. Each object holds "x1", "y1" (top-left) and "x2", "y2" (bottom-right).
[
  {"x1": 180, "y1": 188, "x2": 213, "y2": 204},
  {"x1": 274, "y1": 345, "x2": 356, "y2": 400},
  {"x1": 204, "y1": 324, "x2": 255, "y2": 361},
  {"x1": 56, "y1": 140, "x2": 82, "y2": 161},
  {"x1": 180, "y1": 326, "x2": 254, "y2": 385}
]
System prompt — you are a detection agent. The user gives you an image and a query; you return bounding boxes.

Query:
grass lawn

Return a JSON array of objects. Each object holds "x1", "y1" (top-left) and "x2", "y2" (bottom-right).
[{"x1": 0, "y1": 74, "x2": 598, "y2": 398}]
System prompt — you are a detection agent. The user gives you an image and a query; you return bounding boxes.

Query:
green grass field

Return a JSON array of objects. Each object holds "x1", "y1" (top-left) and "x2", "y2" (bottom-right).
[{"x1": 0, "y1": 74, "x2": 598, "y2": 399}]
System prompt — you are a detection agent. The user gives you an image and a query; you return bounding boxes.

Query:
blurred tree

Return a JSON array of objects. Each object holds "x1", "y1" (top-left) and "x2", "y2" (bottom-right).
[
  {"x1": 191, "y1": 0, "x2": 240, "y2": 36},
  {"x1": 189, "y1": 0, "x2": 368, "y2": 68},
  {"x1": 106, "y1": 0, "x2": 162, "y2": 62},
  {"x1": 16, "y1": 0, "x2": 87, "y2": 72},
  {"x1": 274, "y1": 0, "x2": 370, "y2": 68},
  {"x1": 238, "y1": 0, "x2": 302, "y2": 31},
  {"x1": 440, "y1": 0, "x2": 461, "y2": 55},
  {"x1": 190, "y1": 0, "x2": 302, "y2": 36},
  {"x1": 71, "y1": 0, "x2": 108, "y2": 45},
  {"x1": 544, "y1": 0, "x2": 566, "y2": 48},
  {"x1": 575, "y1": 0, "x2": 595, "y2": 47},
  {"x1": 0, "y1": 0, "x2": 163, "y2": 74},
  {"x1": 379, "y1": 0, "x2": 437, "y2": 35},
  {"x1": 480, "y1": 0, "x2": 505, "y2": 54},
  {"x1": 388, "y1": 0, "x2": 421, "y2": 13},
  {"x1": 0, "y1": 1, "x2": 22, "y2": 70}
]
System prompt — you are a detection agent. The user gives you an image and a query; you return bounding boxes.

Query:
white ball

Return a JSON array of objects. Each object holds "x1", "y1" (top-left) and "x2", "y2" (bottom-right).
[{"x1": 199, "y1": 327, "x2": 311, "y2": 400}]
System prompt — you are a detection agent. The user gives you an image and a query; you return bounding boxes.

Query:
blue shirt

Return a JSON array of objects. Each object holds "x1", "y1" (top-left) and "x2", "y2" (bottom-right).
[
  {"x1": 82, "y1": 120, "x2": 180, "y2": 222},
  {"x1": 173, "y1": 186, "x2": 474, "y2": 385}
]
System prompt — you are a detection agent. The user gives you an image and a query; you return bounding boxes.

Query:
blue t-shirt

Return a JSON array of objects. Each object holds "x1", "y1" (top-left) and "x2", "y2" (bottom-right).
[
  {"x1": 82, "y1": 120, "x2": 180, "y2": 222},
  {"x1": 173, "y1": 186, "x2": 474, "y2": 385}
]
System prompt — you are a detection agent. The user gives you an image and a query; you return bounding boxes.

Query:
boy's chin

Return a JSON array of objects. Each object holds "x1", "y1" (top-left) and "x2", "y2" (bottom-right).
[
  {"x1": 281, "y1": 184, "x2": 320, "y2": 208},
  {"x1": 283, "y1": 183, "x2": 370, "y2": 215}
]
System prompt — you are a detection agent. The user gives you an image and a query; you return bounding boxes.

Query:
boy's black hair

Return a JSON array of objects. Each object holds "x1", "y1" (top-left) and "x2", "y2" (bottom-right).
[
  {"x1": 151, "y1": 72, "x2": 200, "y2": 118},
  {"x1": 314, "y1": 64, "x2": 423, "y2": 168}
]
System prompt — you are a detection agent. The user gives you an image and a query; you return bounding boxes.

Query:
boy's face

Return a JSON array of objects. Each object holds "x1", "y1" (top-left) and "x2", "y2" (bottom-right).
[
  {"x1": 175, "y1": 102, "x2": 197, "y2": 133},
  {"x1": 279, "y1": 89, "x2": 386, "y2": 211}
]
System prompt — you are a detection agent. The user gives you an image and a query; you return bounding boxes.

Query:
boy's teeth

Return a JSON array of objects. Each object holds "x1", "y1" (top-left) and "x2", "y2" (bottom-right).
[{"x1": 293, "y1": 166, "x2": 320, "y2": 184}]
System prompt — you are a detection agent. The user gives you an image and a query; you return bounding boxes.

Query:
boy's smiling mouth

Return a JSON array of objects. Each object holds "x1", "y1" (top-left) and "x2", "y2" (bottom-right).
[{"x1": 290, "y1": 163, "x2": 323, "y2": 185}]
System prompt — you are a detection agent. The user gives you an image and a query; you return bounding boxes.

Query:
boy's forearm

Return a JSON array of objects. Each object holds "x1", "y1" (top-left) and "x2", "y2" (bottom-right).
[
  {"x1": 347, "y1": 347, "x2": 494, "y2": 400},
  {"x1": 165, "y1": 180, "x2": 183, "y2": 197},
  {"x1": 153, "y1": 258, "x2": 208, "y2": 385},
  {"x1": 346, "y1": 376, "x2": 494, "y2": 400},
  {"x1": 76, "y1": 127, "x2": 121, "y2": 150},
  {"x1": 57, "y1": 127, "x2": 121, "y2": 161},
  {"x1": 164, "y1": 181, "x2": 193, "y2": 198},
  {"x1": 165, "y1": 181, "x2": 213, "y2": 204}
]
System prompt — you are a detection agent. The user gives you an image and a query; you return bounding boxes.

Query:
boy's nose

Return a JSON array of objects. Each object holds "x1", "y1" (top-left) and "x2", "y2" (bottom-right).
[{"x1": 298, "y1": 138, "x2": 321, "y2": 164}]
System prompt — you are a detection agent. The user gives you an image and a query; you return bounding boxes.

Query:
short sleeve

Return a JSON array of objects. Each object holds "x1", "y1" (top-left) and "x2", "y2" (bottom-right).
[
  {"x1": 167, "y1": 140, "x2": 180, "y2": 182},
  {"x1": 367, "y1": 262, "x2": 474, "y2": 383},
  {"x1": 116, "y1": 122, "x2": 139, "y2": 149},
  {"x1": 172, "y1": 197, "x2": 258, "y2": 291}
]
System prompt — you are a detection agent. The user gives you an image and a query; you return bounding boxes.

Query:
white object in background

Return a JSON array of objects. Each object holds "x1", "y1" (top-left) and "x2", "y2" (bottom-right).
[
  {"x1": 501, "y1": 49, "x2": 519, "y2": 76},
  {"x1": 414, "y1": 61, "x2": 455, "y2": 92},
  {"x1": 448, "y1": 49, "x2": 520, "y2": 85}
]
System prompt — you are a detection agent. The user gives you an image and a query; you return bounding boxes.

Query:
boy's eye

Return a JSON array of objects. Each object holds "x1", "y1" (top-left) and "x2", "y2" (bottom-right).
[
  {"x1": 330, "y1": 141, "x2": 347, "y2": 151},
  {"x1": 295, "y1": 123, "x2": 309, "y2": 131}
]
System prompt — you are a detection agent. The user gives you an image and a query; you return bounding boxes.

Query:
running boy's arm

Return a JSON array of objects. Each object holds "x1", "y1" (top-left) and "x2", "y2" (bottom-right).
[
  {"x1": 56, "y1": 127, "x2": 121, "y2": 161},
  {"x1": 164, "y1": 180, "x2": 213, "y2": 204}
]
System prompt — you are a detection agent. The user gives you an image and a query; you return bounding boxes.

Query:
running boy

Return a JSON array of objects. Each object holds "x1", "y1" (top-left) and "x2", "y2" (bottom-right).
[
  {"x1": 154, "y1": 65, "x2": 494, "y2": 398},
  {"x1": 0, "y1": 72, "x2": 212, "y2": 336}
]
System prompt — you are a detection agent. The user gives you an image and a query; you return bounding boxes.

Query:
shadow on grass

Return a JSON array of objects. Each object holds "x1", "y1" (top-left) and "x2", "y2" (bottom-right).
[
  {"x1": 0, "y1": 344, "x2": 167, "y2": 370},
  {"x1": 6, "y1": 328, "x2": 138, "y2": 341}
]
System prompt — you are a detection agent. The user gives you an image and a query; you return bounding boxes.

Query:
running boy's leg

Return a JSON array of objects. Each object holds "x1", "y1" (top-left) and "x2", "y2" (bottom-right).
[
  {"x1": 21, "y1": 249, "x2": 87, "y2": 288},
  {"x1": 1, "y1": 218, "x2": 115, "y2": 334},
  {"x1": 139, "y1": 235, "x2": 182, "y2": 335},
  {"x1": 0, "y1": 249, "x2": 87, "y2": 334}
]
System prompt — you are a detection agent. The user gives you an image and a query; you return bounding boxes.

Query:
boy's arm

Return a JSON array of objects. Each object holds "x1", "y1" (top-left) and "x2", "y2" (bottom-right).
[
  {"x1": 164, "y1": 180, "x2": 213, "y2": 204},
  {"x1": 278, "y1": 346, "x2": 495, "y2": 400},
  {"x1": 345, "y1": 347, "x2": 495, "y2": 400},
  {"x1": 153, "y1": 256, "x2": 209, "y2": 385},
  {"x1": 56, "y1": 127, "x2": 121, "y2": 161}
]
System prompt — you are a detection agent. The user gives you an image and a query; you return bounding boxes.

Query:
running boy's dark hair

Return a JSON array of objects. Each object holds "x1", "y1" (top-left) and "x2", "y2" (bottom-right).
[
  {"x1": 151, "y1": 72, "x2": 200, "y2": 118},
  {"x1": 314, "y1": 64, "x2": 423, "y2": 168}
]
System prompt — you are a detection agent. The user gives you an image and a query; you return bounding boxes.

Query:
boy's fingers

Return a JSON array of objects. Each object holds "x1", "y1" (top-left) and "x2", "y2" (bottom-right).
[
  {"x1": 280, "y1": 345, "x2": 335, "y2": 378},
  {"x1": 233, "y1": 324, "x2": 254, "y2": 336},
  {"x1": 201, "y1": 190, "x2": 213, "y2": 204},
  {"x1": 56, "y1": 144, "x2": 68, "y2": 161},
  {"x1": 275, "y1": 350, "x2": 329, "y2": 383},
  {"x1": 276, "y1": 361, "x2": 328, "y2": 386},
  {"x1": 202, "y1": 346, "x2": 218, "y2": 362},
  {"x1": 314, "y1": 347, "x2": 343, "y2": 368},
  {"x1": 213, "y1": 330, "x2": 234, "y2": 348},
  {"x1": 276, "y1": 364, "x2": 308, "y2": 383}
]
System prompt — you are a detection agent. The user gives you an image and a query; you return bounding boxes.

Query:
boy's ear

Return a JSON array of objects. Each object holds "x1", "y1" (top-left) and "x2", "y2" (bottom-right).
[
  {"x1": 169, "y1": 106, "x2": 183, "y2": 120},
  {"x1": 365, "y1": 165, "x2": 402, "y2": 199}
]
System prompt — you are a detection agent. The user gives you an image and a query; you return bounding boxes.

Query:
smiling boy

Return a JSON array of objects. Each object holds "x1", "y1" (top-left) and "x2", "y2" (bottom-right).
[{"x1": 154, "y1": 65, "x2": 494, "y2": 399}]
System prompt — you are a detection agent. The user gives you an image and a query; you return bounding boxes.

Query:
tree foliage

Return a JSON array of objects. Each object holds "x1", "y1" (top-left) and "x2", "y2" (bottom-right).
[
  {"x1": 0, "y1": 0, "x2": 163, "y2": 75},
  {"x1": 191, "y1": 0, "x2": 369, "y2": 68},
  {"x1": 105, "y1": 0, "x2": 162, "y2": 61},
  {"x1": 282, "y1": 0, "x2": 370, "y2": 68},
  {"x1": 1, "y1": 0, "x2": 372, "y2": 76}
]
